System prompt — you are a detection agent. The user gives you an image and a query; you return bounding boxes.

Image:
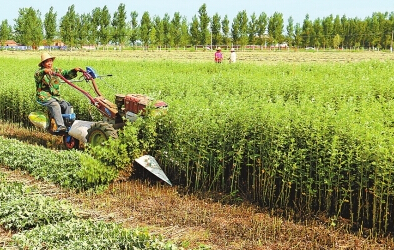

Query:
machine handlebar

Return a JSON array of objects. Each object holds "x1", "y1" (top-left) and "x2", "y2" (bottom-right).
[
  {"x1": 53, "y1": 67, "x2": 107, "y2": 104},
  {"x1": 53, "y1": 67, "x2": 118, "y2": 120}
]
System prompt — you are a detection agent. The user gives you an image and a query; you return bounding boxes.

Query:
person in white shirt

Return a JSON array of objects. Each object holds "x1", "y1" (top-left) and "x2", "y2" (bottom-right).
[{"x1": 229, "y1": 48, "x2": 236, "y2": 63}]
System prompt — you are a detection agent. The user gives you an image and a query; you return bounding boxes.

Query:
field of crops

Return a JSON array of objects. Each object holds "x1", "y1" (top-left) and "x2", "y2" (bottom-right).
[
  {"x1": 0, "y1": 169, "x2": 180, "y2": 249},
  {"x1": 1, "y1": 49, "x2": 394, "y2": 238}
]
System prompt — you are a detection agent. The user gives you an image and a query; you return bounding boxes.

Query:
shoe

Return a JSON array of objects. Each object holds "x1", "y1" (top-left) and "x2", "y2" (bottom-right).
[{"x1": 55, "y1": 125, "x2": 67, "y2": 132}]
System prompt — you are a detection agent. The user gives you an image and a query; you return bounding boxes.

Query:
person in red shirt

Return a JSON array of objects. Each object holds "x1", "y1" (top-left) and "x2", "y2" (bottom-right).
[{"x1": 214, "y1": 47, "x2": 223, "y2": 63}]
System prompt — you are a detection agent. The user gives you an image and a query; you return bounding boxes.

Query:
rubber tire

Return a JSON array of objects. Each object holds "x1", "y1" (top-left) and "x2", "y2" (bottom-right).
[
  {"x1": 86, "y1": 122, "x2": 118, "y2": 147},
  {"x1": 63, "y1": 134, "x2": 80, "y2": 150}
]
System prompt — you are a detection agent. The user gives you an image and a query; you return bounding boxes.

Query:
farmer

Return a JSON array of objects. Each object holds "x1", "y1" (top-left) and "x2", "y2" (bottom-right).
[
  {"x1": 34, "y1": 52, "x2": 82, "y2": 132},
  {"x1": 214, "y1": 47, "x2": 223, "y2": 63},
  {"x1": 229, "y1": 48, "x2": 237, "y2": 63}
]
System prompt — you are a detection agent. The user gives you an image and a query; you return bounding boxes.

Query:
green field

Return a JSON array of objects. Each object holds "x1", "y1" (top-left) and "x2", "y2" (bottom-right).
[{"x1": 1, "y1": 49, "x2": 394, "y2": 235}]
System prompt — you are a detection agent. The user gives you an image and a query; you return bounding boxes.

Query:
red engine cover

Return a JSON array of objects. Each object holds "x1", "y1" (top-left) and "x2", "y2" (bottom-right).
[
  {"x1": 124, "y1": 94, "x2": 168, "y2": 115},
  {"x1": 124, "y1": 94, "x2": 148, "y2": 114}
]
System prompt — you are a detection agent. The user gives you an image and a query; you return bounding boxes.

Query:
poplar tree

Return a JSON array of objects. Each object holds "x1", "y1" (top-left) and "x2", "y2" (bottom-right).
[
  {"x1": 198, "y1": 4, "x2": 210, "y2": 45},
  {"x1": 152, "y1": 16, "x2": 164, "y2": 49},
  {"x1": 268, "y1": 12, "x2": 284, "y2": 46},
  {"x1": 149, "y1": 26, "x2": 156, "y2": 49},
  {"x1": 0, "y1": 20, "x2": 12, "y2": 46},
  {"x1": 301, "y1": 14, "x2": 313, "y2": 47},
  {"x1": 14, "y1": 7, "x2": 43, "y2": 49},
  {"x1": 162, "y1": 13, "x2": 172, "y2": 48},
  {"x1": 129, "y1": 11, "x2": 139, "y2": 47},
  {"x1": 380, "y1": 13, "x2": 393, "y2": 49},
  {"x1": 171, "y1": 12, "x2": 182, "y2": 48},
  {"x1": 237, "y1": 10, "x2": 249, "y2": 48},
  {"x1": 256, "y1": 12, "x2": 268, "y2": 47},
  {"x1": 140, "y1": 11, "x2": 151, "y2": 49},
  {"x1": 211, "y1": 13, "x2": 221, "y2": 46},
  {"x1": 221, "y1": 15, "x2": 230, "y2": 47},
  {"x1": 322, "y1": 15, "x2": 334, "y2": 48},
  {"x1": 99, "y1": 6, "x2": 111, "y2": 49},
  {"x1": 44, "y1": 7, "x2": 57, "y2": 49},
  {"x1": 112, "y1": 3, "x2": 128, "y2": 50},
  {"x1": 248, "y1": 13, "x2": 258, "y2": 46},
  {"x1": 91, "y1": 7, "x2": 101, "y2": 47},
  {"x1": 312, "y1": 18, "x2": 322, "y2": 48},
  {"x1": 60, "y1": 5, "x2": 78, "y2": 49},
  {"x1": 231, "y1": 16, "x2": 240, "y2": 46},
  {"x1": 332, "y1": 15, "x2": 342, "y2": 47},
  {"x1": 78, "y1": 13, "x2": 92, "y2": 48},
  {"x1": 294, "y1": 23, "x2": 302, "y2": 48},
  {"x1": 189, "y1": 15, "x2": 199, "y2": 47},
  {"x1": 341, "y1": 15, "x2": 351, "y2": 48},
  {"x1": 286, "y1": 16, "x2": 295, "y2": 46},
  {"x1": 180, "y1": 17, "x2": 189, "y2": 49}
]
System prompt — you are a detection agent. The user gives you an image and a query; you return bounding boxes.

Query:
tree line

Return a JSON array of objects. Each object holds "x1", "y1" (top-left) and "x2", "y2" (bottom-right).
[{"x1": 0, "y1": 3, "x2": 393, "y2": 50}]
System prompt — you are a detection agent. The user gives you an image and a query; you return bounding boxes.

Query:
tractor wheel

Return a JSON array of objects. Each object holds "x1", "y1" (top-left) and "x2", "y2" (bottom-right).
[
  {"x1": 63, "y1": 134, "x2": 80, "y2": 150},
  {"x1": 86, "y1": 122, "x2": 118, "y2": 147}
]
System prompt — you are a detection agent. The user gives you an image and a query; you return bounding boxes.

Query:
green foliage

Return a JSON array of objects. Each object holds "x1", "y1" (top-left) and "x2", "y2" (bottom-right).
[
  {"x1": 43, "y1": 7, "x2": 57, "y2": 45},
  {"x1": 140, "y1": 11, "x2": 152, "y2": 48},
  {"x1": 0, "y1": 179, "x2": 180, "y2": 249},
  {"x1": 112, "y1": 3, "x2": 128, "y2": 47},
  {"x1": 13, "y1": 218, "x2": 181, "y2": 250},
  {"x1": 13, "y1": 7, "x2": 43, "y2": 48},
  {"x1": 0, "y1": 181, "x2": 75, "y2": 231},
  {"x1": 87, "y1": 137, "x2": 132, "y2": 170},
  {"x1": 119, "y1": 119, "x2": 144, "y2": 158},
  {"x1": 2, "y1": 56, "x2": 394, "y2": 234},
  {"x1": 77, "y1": 153, "x2": 118, "y2": 187},
  {"x1": 198, "y1": 4, "x2": 210, "y2": 45},
  {"x1": 0, "y1": 20, "x2": 12, "y2": 44},
  {"x1": 0, "y1": 136, "x2": 117, "y2": 190},
  {"x1": 88, "y1": 111, "x2": 166, "y2": 171},
  {"x1": 60, "y1": 5, "x2": 79, "y2": 48},
  {"x1": 5, "y1": 4, "x2": 394, "y2": 49}
]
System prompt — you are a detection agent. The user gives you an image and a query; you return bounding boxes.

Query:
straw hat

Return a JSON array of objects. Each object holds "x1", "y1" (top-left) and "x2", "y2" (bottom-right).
[
  {"x1": 231, "y1": 48, "x2": 235, "y2": 52},
  {"x1": 38, "y1": 52, "x2": 56, "y2": 67},
  {"x1": 216, "y1": 47, "x2": 221, "y2": 51}
]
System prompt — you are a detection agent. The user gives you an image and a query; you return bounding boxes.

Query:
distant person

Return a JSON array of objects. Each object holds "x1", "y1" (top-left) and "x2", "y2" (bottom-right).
[
  {"x1": 215, "y1": 47, "x2": 223, "y2": 63},
  {"x1": 34, "y1": 52, "x2": 82, "y2": 132},
  {"x1": 229, "y1": 48, "x2": 236, "y2": 63}
]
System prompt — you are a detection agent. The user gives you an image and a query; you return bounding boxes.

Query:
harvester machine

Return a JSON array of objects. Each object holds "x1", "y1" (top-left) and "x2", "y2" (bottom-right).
[{"x1": 28, "y1": 67, "x2": 171, "y2": 185}]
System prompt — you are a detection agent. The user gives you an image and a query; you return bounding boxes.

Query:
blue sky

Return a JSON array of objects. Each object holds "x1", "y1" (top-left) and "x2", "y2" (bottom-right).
[{"x1": 1, "y1": 0, "x2": 393, "y2": 26}]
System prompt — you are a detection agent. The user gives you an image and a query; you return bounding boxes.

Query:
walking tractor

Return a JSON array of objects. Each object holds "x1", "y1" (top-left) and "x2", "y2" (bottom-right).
[{"x1": 28, "y1": 67, "x2": 172, "y2": 185}]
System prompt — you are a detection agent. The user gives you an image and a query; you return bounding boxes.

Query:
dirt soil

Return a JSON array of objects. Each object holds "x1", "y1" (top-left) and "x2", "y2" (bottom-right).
[{"x1": 1, "y1": 123, "x2": 394, "y2": 249}]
